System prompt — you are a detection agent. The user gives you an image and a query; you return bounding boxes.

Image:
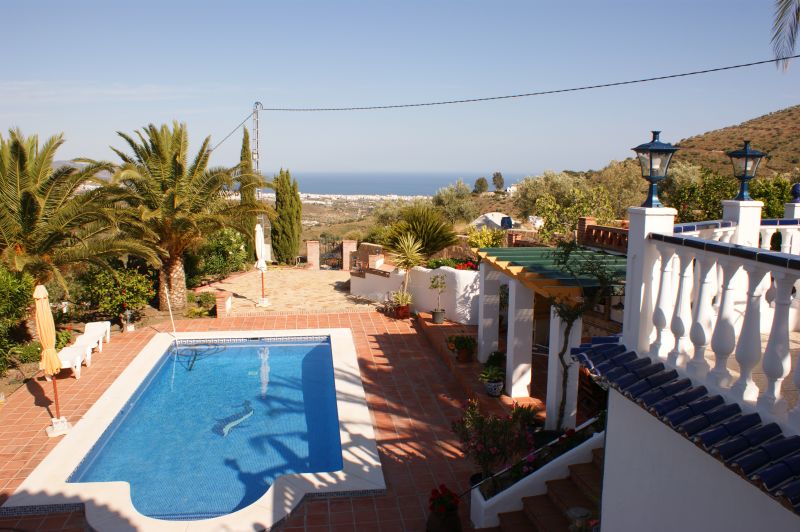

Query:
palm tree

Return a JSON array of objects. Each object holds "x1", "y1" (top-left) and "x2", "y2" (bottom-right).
[
  {"x1": 0, "y1": 129, "x2": 158, "y2": 288},
  {"x1": 111, "y1": 122, "x2": 270, "y2": 311},
  {"x1": 773, "y1": 0, "x2": 800, "y2": 69}
]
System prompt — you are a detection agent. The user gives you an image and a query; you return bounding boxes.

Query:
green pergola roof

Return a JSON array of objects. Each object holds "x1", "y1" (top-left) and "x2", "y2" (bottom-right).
[{"x1": 477, "y1": 246, "x2": 627, "y2": 298}]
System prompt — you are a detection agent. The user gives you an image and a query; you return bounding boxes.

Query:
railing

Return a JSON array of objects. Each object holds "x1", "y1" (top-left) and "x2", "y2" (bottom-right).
[
  {"x1": 646, "y1": 231, "x2": 800, "y2": 433},
  {"x1": 673, "y1": 220, "x2": 736, "y2": 241},
  {"x1": 760, "y1": 219, "x2": 800, "y2": 253},
  {"x1": 582, "y1": 225, "x2": 628, "y2": 253}
]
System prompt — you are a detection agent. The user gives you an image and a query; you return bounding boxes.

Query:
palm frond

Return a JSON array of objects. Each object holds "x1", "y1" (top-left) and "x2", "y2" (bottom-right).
[{"x1": 773, "y1": 0, "x2": 800, "y2": 69}]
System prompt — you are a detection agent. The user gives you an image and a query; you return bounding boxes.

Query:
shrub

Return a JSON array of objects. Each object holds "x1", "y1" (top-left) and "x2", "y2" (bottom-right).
[
  {"x1": 386, "y1": 204, "x2": 457, "y2": 257},
  {"x1": 425, "y1": 257, "x2": 478, "y2": 270},
  {"x1": 185, "y1": 228, "x2": 249, "y2": 288},
  {"x1": 467, "y1": 226, "x2": 506, "y2": 249},
  {"x1": 473, "y1": 177, "x2": 489, "y2": 194},
  {"x1": 77, "y1": 267, "x2": 155, "y2": 323},
  {"x1": 486, "y1": 351, "x2": 506, "y2": 368},
  {"x1": 0, "y1": 266, "x2": 34, "y2": 353}
]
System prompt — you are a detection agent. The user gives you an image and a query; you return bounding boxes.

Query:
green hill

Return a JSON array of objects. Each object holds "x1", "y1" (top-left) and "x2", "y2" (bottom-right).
[{"x1": 677, "y1": 105, "x2": 800, "y2": 177}]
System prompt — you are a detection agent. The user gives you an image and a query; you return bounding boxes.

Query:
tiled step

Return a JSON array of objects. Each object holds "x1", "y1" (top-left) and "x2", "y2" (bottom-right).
[
  {"x1": 592, "y1": 447, "x2": 604, "y2": 470},
  {"x1": 569, "y1": 462, "x2": 602, "y2": 501},
  {"x1": 545, "y1": 478, "x2": 595, "y2": 516},
  {"x1": 498, "y1": 509, "x2": 536, "y2": 531},
  {"x1": 523, "y1": 494, "x2": 570, "y2": 531}
]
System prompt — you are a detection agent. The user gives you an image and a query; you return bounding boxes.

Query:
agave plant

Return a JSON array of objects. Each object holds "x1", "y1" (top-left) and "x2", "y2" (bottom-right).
[
  {"x1": 386, "y1": 204, "x2": 457, "y2": 257},
  {"x1": 0, "y1": 129, "x2": 159, "y2": 289},
  {"x1": 109, "y1": 122, "x2": 270, "y2": 311}
]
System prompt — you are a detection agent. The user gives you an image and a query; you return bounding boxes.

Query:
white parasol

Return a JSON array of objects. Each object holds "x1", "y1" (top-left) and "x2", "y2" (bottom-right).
[
  {"x1": 255, "y1": 224, "x2": 269, "y2": 306},
  {"x1": 255, "y1": 223, "x2": 267, "y2": 272}
]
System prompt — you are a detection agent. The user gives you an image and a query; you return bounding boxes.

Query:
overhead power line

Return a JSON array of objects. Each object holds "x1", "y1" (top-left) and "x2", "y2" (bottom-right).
[{"x1": 211, "y1": 54, "x2": 800, "y2": 150}]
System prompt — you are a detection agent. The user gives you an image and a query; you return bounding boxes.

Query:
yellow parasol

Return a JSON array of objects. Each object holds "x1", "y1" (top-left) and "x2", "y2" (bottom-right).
[{"x1": 34, "y1": 284, "x2": 61, "y2": 419}]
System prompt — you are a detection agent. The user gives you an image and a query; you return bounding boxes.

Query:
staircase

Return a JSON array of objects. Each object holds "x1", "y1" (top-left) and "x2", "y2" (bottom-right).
[{"x1": 488, "y1": 447, "x2": 603, "y2": 532}]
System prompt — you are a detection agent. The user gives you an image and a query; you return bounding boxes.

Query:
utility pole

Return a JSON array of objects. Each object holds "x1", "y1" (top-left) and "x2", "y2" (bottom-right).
[{"x1": 252, "y1": 101, "x2": 263, "y2": 175}]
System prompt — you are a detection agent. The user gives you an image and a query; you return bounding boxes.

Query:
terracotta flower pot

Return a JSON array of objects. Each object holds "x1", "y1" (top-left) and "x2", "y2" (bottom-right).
[
  {"x1": 395, "y1": 305, "x2": 410, "y2": 319},
  {"x1": 456, "y1": 348, "x2": 473, "y2": 363}
]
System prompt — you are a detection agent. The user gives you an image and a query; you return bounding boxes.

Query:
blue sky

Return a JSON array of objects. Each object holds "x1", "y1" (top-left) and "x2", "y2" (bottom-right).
[{"x1": 2, "y1": 1, "x2": 798, "y2": 176}]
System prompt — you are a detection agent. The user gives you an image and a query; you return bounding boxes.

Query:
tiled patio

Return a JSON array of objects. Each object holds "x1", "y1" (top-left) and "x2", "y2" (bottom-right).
[{"x1": 0, "y1": 312, "x2": 478, "y2": 531}]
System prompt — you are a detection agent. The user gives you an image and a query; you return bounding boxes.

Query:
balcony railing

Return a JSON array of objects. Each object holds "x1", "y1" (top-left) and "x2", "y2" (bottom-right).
[{"x1": 646, "y1": 231, "x2": 800, "y2": 433}]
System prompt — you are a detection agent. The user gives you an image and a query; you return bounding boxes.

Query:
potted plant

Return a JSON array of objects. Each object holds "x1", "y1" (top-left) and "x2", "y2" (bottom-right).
[
  {"x1": 449, "y1": 335, "x2": 476, "y2": 362},
  {"x1": 391, "y1": 290, "x2": 412, "y2": 319},
  {"x1": 429, "y1": 273, "x2": 447, "y2": 324},
  {"x1": 479, "y1": 365, "x2": 505, "y2": 397},
  {"x1": 426, "y1": 484, "x2": 462, "y2": 532}
]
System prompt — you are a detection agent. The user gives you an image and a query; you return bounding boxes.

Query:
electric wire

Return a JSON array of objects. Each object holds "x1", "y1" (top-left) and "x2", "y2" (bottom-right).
[{"x1": 212, "y1": 54, "x2": 800, "y2": 149}]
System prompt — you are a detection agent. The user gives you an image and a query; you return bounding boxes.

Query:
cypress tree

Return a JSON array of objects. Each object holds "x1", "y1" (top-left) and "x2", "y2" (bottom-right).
[
  {"x1": 239, "y1": 128, "x2": 257, "y2": 258},
  {"x1": 271, "y1": 169, "x2": 302, "y2": 263}
]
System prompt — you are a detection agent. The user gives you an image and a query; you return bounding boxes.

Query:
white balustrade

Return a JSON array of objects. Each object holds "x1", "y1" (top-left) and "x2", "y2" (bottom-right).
[
  {"x1": 730, "y1": 264, "x2": 768, "y2": 403},
  {"x1": 667, "y1": 248, "x2": 694, "y2": 367},
  {"x1": 758, "y1": 271, "x2": 797, "y2": 416},
  {"x1": 647, "y1": 234, "x2": 800, "y2": 432},
  {"x1": 708, "y1": 258, "x2": 740, "y2": 388},
  {"x1": 650, "y1": 246, "x2": 675, "y2": 359},
  {"x1": 688, "y1": 255, "x2": 715, "y2": 379},
  {"x1": 760, "y1": 227, "x2": 777, "y2": 250}
]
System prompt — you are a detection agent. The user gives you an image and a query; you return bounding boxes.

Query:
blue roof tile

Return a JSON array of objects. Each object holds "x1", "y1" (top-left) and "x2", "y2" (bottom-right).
[{"x1": 573, "y1": 336, "x2": 800, "y2": 516}]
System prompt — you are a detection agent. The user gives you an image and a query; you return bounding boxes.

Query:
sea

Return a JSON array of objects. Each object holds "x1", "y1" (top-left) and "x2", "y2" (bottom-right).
[{"x1": 270, "y1": 171, "x2": 528, "y2": 196}]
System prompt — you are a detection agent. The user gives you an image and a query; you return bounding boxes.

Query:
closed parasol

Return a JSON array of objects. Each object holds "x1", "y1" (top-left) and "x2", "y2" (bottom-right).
[{"x1": 34, "y1": 285, "x2": 70, "y2": 436}]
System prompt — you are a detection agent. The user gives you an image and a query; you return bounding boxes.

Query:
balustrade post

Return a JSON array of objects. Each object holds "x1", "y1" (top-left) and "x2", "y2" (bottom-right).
[
  {"x1": 650, "y1": 246, "x2": 675, "y2": 359},
  {"x1": 730, "y1": 264, "x2": 769, "y2": 403},
  {"x1": 667, "y1": 249, "x2": 694, "y2": 367},
  {"x1": 622, "y1": 207, "x2": 677, "y2": 352},
  {"x1": 778, "y1": 228, "x2": 793, "y2": 253},
  {"x1": 758, "y1": 271, "x2": 798, "y2": 416},
  {"x1": 688, "y1": 255, "x2": 715, "y2": 378},
  {"x1": 709, "y1": 259, "x2": 741, "y2": 388}
]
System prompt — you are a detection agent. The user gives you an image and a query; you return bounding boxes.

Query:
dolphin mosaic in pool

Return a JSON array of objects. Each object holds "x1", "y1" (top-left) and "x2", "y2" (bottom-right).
[{"x1": 212, "y1": 400, "x2": 253, "y2": 437}]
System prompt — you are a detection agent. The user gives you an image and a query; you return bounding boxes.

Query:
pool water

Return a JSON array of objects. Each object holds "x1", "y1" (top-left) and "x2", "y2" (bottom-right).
[{"x1": 68, "y1": 338, "x2": 342, "y2": 520}]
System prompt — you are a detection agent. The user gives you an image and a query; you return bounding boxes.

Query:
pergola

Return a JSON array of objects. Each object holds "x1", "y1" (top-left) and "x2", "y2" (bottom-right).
[{"x1": 476, "y1": 246, "x2": 626, "y2": 428}]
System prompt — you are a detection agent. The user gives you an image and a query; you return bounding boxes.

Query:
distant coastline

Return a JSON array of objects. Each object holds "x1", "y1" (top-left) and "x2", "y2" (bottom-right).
[{"x1": 263, "y1": 171, "x2": 528, "y2": 196}]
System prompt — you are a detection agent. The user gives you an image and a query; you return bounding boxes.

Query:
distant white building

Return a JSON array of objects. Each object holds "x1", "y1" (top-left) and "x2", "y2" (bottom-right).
[{"x1": 505, "y1": 184, "x2": 518, "y2": 195}]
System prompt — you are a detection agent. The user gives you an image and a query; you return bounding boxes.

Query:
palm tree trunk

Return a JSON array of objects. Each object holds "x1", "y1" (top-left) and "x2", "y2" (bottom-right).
[{"x1": 158, "y1": 256, "x2": 187, "y2": 312}]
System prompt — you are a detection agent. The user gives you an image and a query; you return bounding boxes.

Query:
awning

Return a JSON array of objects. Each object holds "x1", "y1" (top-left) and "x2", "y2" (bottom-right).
[{"x1": 477, "y1": 247, "x2": 627, "y2": 298}]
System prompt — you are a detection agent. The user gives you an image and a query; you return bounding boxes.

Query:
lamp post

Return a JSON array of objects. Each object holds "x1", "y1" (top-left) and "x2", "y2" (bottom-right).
[
  {"x1": 727, "y1": 140, "x2": 767, "y2": 201},
  {"x1": 632, "y1": 131, "x2": 679, "y2": 208}
]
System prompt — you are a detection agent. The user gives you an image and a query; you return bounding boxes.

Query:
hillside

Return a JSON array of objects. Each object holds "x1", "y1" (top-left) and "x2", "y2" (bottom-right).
[{"x1": 677, "y1": 105, "x2": 800, "y2": 177}]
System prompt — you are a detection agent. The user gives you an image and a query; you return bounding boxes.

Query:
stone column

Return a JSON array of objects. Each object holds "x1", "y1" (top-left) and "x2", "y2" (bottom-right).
[
  {"x1": 478, "y1": 262, "x2": 501, "y2": 363},
  {"x1": 545, "y1": 307, "x2": 582, "y2": 430},
  {"x1": 506, "y1": 279, "x2": 534, "y2": 397},
  {"x1": 785, "y1": 202, "x2": 800, "y2": 255},
  {"x1": 341, "y1": 240, "x2": 357, "y2": 271},
  {"x1": 306, "y1": 240, "x2": 320, "y2": 270},
  {"x1": 577, "y1": 216, "x2": 597, "y2": 246},
  {"x1": 622, "y1": 206, "x2": 677, "y2": 353},
  {"x1": 722, "y1": 200, "x2": 764, "y2": 309}
]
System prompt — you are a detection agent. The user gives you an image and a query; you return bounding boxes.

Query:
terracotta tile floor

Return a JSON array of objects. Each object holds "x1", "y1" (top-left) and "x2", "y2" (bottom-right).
[{"x1": 0, "y1": 312, "x2": 476, "y2": 531}]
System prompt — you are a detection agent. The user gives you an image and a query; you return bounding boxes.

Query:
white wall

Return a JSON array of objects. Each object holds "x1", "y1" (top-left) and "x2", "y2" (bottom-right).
[
  {"x1": 349, "y1": 270, "x2": 404, "y2": 302},
  {"x1": 408, "y1": 266, "x2": 480, "y2": 325},
  {"x1": 602, "y1": 390, "x2": 800, "y2": 532}
]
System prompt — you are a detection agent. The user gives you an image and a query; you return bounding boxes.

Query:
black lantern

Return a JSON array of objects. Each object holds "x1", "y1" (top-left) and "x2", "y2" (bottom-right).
[
  {"x1": 632, "y1": 131, "x2": 678, "y2": 208},
  {"x1": 727, "y1": 140, "x2": 766, "y2": 201}
]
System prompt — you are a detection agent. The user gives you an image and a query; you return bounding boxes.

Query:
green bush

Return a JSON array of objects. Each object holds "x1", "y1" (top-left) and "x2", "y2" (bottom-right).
[
  {"x1": 77, "y1": 267, "x2": 155, "y2": 322},
  {"x1": 186, "y1": 228, "x2": 249, "y2": 287},
  {"x1": 385, "y1": 204, "x2": 457, "y2": 257},
  {"x1": 467, "y1": 226, "x2": 506, "y2": 249},
  {"x1": 0, "y1": 266, "x2": 34, "y2": 353}
]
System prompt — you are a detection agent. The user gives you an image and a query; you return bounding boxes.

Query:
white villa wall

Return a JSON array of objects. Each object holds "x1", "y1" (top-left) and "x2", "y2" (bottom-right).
[
  {"x1": 408, "y1": 266, "x2": 479, "y2": 325},
  {"x1": 349, "y1": 270, "x2": 404, "y2": 302},
  {"x1": 602, "y1": 390, "x2": 799, "y2": 532}
]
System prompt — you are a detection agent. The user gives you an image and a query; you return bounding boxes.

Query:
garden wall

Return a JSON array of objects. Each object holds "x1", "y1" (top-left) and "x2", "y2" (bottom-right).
[{"x1": 408, "y1": 266, "x2": 479, "y2": 325}]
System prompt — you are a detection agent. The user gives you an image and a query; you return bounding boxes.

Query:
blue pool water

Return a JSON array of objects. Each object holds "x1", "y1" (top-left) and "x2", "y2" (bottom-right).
[{"x1": 68, "y1": 338, "x2": 342, "y2": 520}]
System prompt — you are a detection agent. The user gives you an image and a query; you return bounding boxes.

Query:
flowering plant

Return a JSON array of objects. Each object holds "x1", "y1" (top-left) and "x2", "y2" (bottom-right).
[
  {"x1": 455, "y1": 260, "x2": 478, "y2": 271},
  {"x1": 428, "y1": 484, "x2": 459, "y2": 514}
]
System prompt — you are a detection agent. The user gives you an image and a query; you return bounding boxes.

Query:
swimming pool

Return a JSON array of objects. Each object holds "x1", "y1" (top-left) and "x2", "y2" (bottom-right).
[
  {"x1": 68, "y1": 338, "x2": 343, "y2": 520},
  {"x1": 10, "y1": 329, "x2": 385, "y2": 531}
]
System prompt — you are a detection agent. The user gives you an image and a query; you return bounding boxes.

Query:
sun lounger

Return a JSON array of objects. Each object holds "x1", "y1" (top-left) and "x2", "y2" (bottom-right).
[
  {"x1": 74, "y1": 321, "x2": 111, "y2": 353},
  {"x1": 47, "y1": 344, "x2": 93, "y2": 380}
]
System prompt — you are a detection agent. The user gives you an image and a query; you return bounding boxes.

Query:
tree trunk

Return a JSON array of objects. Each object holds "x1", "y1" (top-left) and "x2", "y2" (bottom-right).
[
  {"x1": 158, "y1": 256, "x2": 187, "y2": 312},
  {"x1": 556, "y1": 319, "x2": 575, "y2": 431}
]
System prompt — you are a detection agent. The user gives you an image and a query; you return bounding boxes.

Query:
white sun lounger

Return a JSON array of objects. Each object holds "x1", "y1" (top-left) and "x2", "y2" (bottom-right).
[
  {"x1": 73, "y1": 321, "x2": 111, "y2": 353},
  {"x1": 47, "y1": 344, "x2": 93, "y2": 380}
]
